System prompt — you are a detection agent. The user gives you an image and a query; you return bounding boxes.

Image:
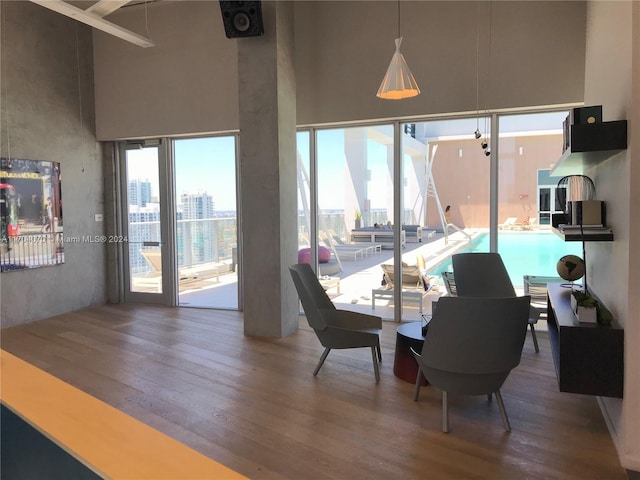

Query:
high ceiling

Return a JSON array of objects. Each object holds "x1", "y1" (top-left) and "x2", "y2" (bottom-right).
[{"x1": 28, "y1": 0, "x2": 155, "y2": 47}]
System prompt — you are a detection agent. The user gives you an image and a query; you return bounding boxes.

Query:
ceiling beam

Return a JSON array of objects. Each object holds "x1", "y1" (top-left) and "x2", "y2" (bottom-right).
[
  {"x1": 86, "y1": 0, "x2": 133, "y2": 18},
  {"x1": 29, "y1": 0, "x2": 155, "y2": 48}
]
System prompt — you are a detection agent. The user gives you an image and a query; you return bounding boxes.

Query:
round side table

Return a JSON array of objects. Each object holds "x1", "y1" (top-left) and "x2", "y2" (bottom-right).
[{"x1": 393, "y1": 321, "x2": 428, "y2": 385}]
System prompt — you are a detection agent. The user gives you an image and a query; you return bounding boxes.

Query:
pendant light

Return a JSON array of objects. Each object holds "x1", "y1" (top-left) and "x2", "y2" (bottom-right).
[{"x1": 376, "y1": 0, "x2": 420, "y2": 100}]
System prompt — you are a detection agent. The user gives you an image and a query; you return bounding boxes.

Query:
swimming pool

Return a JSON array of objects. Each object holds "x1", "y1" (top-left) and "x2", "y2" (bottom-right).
[{"x1": 428, "y1": 232, "x2": 582, "y2": 287}]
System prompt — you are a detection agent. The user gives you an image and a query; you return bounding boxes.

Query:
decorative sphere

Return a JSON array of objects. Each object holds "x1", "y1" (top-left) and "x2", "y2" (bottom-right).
[{"x1": 556, "y1": 254, "x2": 585, "y2": 282}]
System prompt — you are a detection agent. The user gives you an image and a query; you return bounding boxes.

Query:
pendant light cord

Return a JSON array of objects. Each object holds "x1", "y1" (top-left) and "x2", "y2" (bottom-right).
[
  {"x1": 75, "y1": 24, "x2": 86, "y2": 174},
  {"x1": 397, "y1": 0, "x2": 401, "y2": 38},
  {"x1": 484, "y1": 1, "x2": 493, "y2": 141},
  {"x1": 475, "y1": 2, "x2": 481, "y2": 132}
]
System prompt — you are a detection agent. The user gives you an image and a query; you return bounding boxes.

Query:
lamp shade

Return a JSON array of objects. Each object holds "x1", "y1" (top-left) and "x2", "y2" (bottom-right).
[{"x1": 376, "y1": 38, "x2": 420, "y2": 100}]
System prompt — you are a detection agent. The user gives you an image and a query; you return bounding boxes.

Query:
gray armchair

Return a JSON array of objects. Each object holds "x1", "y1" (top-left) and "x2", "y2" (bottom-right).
[
  {"x1": 412, "y1": 295, "x2": 531, "y2": 432},
  {"x1": 451, "y1": 252, "x2": 541, "y2": 352},
  {"x1": 451, "y1": 252, "x2": 515, "y2": 297},
  {"x1": 289, "y1": 264, "x2": 383, "y2": 381}
]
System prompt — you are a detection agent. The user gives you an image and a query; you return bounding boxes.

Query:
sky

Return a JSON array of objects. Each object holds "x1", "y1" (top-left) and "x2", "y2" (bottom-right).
[
  {"x1": 126, "y1": 111, "x2": 566, "y2": 214},
  {"x1": 126, "y1": 136, "x2": 237, "y2": 211}
]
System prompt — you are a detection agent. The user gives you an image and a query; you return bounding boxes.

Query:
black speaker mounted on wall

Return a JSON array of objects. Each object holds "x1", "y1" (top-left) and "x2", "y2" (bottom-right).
[{"x1": 219, "y1": 1, "x2": 264, "y2": 38}]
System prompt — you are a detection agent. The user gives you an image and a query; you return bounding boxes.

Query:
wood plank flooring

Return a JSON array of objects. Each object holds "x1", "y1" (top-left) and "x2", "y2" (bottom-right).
[{"x1": 0, "y1": 304, "x2": 627, "y2": 479}]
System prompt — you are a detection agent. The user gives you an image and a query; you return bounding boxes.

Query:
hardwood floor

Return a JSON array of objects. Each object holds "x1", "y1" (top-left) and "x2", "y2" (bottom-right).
[{"x1": 1, "y1": 305, "x2": 627, "y2": 479}]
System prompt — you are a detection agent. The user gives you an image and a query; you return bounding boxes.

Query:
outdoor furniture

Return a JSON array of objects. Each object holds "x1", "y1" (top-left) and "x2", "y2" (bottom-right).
[
  {"x1": 523, "y1": 274, "x2": 565, "y2": 352},
  {"x1": 349, "y1": 228, "x2": 406, "y2": 249},
  {"x1": 137, "y1": 249, "x2": 204, "y2": 292},
  {"x1": 440, "y1": 271, "x2": 457, "y2": 296},
  {"x1": 371, "y1": 263, "x2": 434, "y2": 313},
  {"x1": 319, "y1": 275, "x2": 341, "y2": 295},
  {"x1": 289, "y1": 264, "x2": 382, "y2": 381},
  {"x1": 327, "y1": 229, "x2": 382, "y2": 256},
  {"x1": 498, "y1": 217, "x2": 518, "y2": 230},
  {"x1": 411, "y1": 295, "x2": 531, "y2": 432},
  {"x1": 319, "y1": 231, "x2": 367, "y2": 261},
  {"x1": 402, "y1": 224, "x2": 423, "y2": 242}
]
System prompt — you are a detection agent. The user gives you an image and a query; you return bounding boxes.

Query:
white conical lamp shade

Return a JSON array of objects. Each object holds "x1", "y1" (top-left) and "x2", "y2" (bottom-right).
[{"x1": 376, "y1": 37, "x2": 420, "y2": 100}]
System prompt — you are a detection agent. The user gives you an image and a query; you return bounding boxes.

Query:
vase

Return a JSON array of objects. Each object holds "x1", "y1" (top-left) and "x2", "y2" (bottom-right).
[{"x1": 570, "y1": 295, "x2": 597, "y2": 324}]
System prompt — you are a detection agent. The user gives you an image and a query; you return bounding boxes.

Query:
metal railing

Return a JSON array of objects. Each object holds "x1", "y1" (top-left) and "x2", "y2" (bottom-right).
[{"x1": 129, "y1": 218, "x2": 238, "y2": 276}]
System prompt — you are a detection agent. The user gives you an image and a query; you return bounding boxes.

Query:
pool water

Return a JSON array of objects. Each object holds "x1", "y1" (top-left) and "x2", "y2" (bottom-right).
[{"x1": 428, "y1": 232, "x2": 582, "y2": 288}]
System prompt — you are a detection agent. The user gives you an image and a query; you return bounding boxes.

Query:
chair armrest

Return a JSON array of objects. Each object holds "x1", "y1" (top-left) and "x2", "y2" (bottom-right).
[{"x1": 330, "y1": 309, "x2": 382, "y2": 330}]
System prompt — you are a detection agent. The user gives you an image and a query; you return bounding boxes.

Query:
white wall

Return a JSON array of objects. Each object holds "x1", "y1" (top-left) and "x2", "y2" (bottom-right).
[
  {"x1": 583, "y1": 1, "x2": 639, "y2": 472},
  {"x1": 0, "y1": 2, "x2": 107, "y2": 326},
  {"x1": 93, "y1": 1, "x2": 587, "y2": 140},
  {"x1": 295, "y1": 0, "x2": 586, "y2": 125}
]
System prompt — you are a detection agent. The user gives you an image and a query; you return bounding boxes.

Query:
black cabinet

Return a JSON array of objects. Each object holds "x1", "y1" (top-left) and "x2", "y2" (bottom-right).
[
  {"x1": 551, "y1": 120, "x2": 627, "y2": 176},
  {"x1": 546, "y1": 283, "x2": 624, "y2": 398}
]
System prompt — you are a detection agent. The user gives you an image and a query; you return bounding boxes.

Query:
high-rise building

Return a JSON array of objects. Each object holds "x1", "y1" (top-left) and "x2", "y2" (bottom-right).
[
  {"x1": 128, "y1": 203, "x2": 161, "y2": 273},
  {"x1": 180, "y1": 192, "x2": 216, "y2": 265},
  {"x1": 129, "y1": 179, "x2": 152, "y2": 207},
  {"x1": 181, "y1": 192, "x2": 215, "y2": 219}
]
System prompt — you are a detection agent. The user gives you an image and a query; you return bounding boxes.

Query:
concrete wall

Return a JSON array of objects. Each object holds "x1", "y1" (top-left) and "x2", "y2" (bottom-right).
[
  {"x1": 0, "y1": 2, "x2": 106, "y2": 326},
  {"x1": 93, "y1": 1, "x2": 587, "y2": 140},
  {"x1": 582, "y1": 1, "x2": 639, "y2": 472}
]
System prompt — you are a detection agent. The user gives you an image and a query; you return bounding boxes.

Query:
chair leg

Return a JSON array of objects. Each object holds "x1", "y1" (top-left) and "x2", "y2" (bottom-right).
[
  {"x1": 413, "y1": 365, "x2": 423, "y2": 401},
  {"x1": 442, "y1": 391, "x2": 449, "y2": 433},
  {"x1": 529, "y1": 323, "x2": 540, "y2": 353},
  {"x1": 495, "y1": 389, "x2": 511, "y2": 432},
  {"x1": 313, "y1": 348, "x2": 331, "y2": 376},
  {"x1": 370, "y1": 346, "x2": 380, "y2": 382},
  {"x1": 376, "y1": 344, "x2": 382, "y2": 362}
]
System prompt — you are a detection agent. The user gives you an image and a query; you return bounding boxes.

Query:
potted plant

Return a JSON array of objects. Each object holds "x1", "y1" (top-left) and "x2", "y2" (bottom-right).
[
  {"x1": 571, "y1": 290, "x2": 613, "y2": 326},
  {"x1": 354, "y1": 210, "x2": 362, "y2": 229}
]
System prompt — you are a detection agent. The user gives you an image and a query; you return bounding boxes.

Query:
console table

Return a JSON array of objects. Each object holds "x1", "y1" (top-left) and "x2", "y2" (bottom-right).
[{"x1": 546, "y1": 283, "x2": 624, "y2": 398}]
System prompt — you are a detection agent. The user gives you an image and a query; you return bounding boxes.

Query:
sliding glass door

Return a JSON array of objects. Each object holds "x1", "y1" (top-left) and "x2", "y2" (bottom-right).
[
  {"x1": 119, "y1": 136, "x2": 239, "y2": 309},
  {"x1": 496, "y1": 111, "x2": 581, "y2": 288},
  {"x1": 121, "y1": 142, "x2": 173, "y2": 305},
  {"x1": 174, "y1": 136, "x2": 239, "y2": 309}
]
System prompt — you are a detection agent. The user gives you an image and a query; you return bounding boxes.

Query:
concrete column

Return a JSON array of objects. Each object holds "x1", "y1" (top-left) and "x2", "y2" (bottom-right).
[{"x1": 238, "y1": 1, "x2": 298, "y2": 337}]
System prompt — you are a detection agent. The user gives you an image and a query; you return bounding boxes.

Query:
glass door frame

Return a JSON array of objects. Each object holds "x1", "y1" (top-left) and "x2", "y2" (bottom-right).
[
  {"x1": 118, "y1": 139, "x2": 178, "y2": 306},
  {"x1": 301, "y1": 121, "x2": 406, "y2": 322},
  {"x1": 172, "y1": 133, "x2": 242, "y2": 310}
]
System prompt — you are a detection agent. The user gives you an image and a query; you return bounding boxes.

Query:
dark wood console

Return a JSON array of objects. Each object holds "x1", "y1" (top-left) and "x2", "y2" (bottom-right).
[{"x1": 546, "y1": 283, "x2": 624, "y2": 398}]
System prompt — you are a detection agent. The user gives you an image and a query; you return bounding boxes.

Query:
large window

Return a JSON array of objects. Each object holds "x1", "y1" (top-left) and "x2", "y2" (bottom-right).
[{"x1": 295, "y1": 109, "x2": 583, "y2": 322}]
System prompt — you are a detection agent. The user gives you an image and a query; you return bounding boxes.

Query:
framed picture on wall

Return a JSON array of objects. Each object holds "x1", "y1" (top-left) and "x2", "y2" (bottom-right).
[{"x1": 1, "y1": 158, "x2": 64, "y2": 271}]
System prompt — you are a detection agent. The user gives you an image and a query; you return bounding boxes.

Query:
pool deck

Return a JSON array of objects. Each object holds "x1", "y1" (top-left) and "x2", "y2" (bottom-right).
[{"x1": 179, "y1": 227, "x2": 559, "y2": 322}]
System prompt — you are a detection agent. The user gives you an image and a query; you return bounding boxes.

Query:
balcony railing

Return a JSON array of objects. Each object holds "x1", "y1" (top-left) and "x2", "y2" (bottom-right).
[{"x1": 129, "y1": 218, "x2": 238, "y2": 276}]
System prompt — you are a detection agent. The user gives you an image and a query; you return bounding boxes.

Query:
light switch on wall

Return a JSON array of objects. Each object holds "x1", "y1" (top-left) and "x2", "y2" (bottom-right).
[{"x1": 95, "y1": 214, "x2": 104, "y2": 222}]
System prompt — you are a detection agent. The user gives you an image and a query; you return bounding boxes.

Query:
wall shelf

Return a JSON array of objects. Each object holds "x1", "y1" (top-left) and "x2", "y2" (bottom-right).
[
  {"x1": 551, "y1": 120, "x2": 627, "y2": 176},
  {"x1": 546, "y1": 284, "x2": 624, "y2": 398},
  {"x1": 552, "y1": 227, "x2": 613, "y2": 242}
]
